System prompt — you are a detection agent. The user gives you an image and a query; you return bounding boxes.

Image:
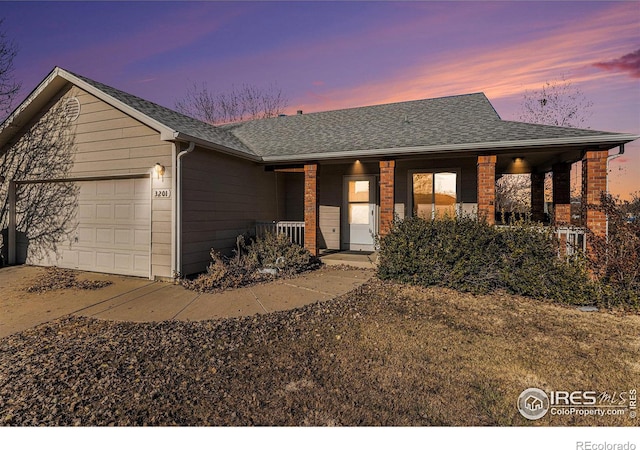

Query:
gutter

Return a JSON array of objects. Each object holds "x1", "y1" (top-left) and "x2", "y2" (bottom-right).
[
  {"x1": 175, "y1": 141, "x2": 195, "y2": 276},
  {"x1": 260, "y1": 134, "x2": 640, "y2": 163},
  {"x1": 171, "y1": 132, "x2": 261, "y2": 162}
]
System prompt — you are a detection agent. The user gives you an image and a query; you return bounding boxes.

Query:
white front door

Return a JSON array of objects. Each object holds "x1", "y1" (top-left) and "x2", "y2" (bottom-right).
[{"x1": 343, "y1": 176, "x2": 376, "y2": 251}]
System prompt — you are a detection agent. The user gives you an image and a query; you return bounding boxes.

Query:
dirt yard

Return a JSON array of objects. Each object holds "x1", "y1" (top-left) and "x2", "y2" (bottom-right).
[{"x1": 0, "y1": 277, "x2": 638, "y2": 426}]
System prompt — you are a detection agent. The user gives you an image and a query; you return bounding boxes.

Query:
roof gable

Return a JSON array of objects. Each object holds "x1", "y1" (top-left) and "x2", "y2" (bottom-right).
[{"x1": 0, "y1": 67, "x2": 256, "y2": 159}]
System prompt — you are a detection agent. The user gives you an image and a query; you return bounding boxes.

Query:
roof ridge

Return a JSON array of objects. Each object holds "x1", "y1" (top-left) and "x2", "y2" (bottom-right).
[{"x1": 226, "y1": 92, "x2": 494, "y2": 126}]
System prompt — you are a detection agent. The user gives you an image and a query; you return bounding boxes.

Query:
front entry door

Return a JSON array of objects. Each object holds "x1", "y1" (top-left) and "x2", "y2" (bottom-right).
[{"x1": 343, "y1": 176, "x2": 377, "y2": 251}]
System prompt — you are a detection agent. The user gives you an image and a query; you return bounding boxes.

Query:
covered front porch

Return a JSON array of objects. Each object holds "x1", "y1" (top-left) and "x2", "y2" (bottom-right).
[{"x1": 256, "y1": 146, "x2": 611, "y2": 258}]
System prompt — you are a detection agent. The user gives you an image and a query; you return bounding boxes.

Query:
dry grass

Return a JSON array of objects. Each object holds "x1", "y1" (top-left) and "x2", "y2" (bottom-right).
[
  {"x1": 1, "y1": 278, "x2": 638, "y2": 426},
  {"x1": 334, "y1": 282, "x2": 639, "y2": 425}
]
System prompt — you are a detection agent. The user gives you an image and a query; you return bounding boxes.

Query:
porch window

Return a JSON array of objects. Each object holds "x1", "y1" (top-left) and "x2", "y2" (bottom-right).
[{"x1": 412, "y1": 171, "x2": 457, "y2": 219}]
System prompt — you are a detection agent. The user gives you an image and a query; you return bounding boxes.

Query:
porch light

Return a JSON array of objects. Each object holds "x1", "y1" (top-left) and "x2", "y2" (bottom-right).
[
  {"x1": 154, "y1": 163, "x2": 166, "y2": 179},
  {"x1": 513, "y1": 157, "x2": 524, "y2": 163}
]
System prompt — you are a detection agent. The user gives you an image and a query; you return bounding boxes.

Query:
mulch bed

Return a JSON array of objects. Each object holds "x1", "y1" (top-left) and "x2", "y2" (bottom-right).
[{"x1": 26, "y1": 267, "x2": 112, "y2": 293}]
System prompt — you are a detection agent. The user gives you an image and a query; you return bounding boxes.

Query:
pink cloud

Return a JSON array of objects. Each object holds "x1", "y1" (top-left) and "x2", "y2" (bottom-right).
[
  {"x1": 295, "y1": 3, "x2": 640, "y2": 113},
  {"x1": 593, "y1": 49, "x2": 640, "y2": 78}
]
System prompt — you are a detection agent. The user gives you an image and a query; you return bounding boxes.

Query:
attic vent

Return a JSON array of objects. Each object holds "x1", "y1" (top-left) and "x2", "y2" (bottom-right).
[{"x1": 64, "y1": 97, "x2": 81, "y2": 121}]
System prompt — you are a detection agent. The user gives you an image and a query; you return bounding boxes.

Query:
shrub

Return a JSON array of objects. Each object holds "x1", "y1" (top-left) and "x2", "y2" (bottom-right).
[
  {"x1": 584, "y1": 193, "x2": 640, "y2": 309},
  {"x1": 245, "y1": 232, "x2": 319, "y2": 275},
  {"x1": 183, "y1": 232, "x2": 320, "y2": 293},
  {"x1": 377, "y1": 215, "x2": 597, "y2": 305}
]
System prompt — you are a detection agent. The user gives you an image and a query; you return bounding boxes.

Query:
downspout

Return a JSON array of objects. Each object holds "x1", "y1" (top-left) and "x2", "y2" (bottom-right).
[
  {"x1": 175, "y1": 141, "x2": 195, "y2": 276},
  {"x1": 604, "y1": 144, "x2": 625, "y2": 239}
]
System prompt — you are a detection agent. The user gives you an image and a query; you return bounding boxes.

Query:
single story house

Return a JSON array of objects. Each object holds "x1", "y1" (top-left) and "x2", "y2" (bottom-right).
[{"x1": 0, "y1": 67, "x2": 637, "y2": 279}]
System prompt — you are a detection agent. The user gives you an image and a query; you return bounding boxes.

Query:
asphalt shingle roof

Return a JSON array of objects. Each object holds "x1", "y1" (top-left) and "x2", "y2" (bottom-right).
[{"x1": 220, "y1": 93, "x2": 619, "y2": 158}]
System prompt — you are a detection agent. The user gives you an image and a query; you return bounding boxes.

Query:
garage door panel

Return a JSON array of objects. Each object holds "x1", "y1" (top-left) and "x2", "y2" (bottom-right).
[
  {"x1": 78, "y1": 204, "x2": 95, "y2": 220},
  {"x1": 134, "y1": 254, "x2": 149, "y2": 272},
  {"x1": 96, "y1": 180, "x2": 115, "y2": 196},
  {"x1": 134, "y1": 178, "x2": 150, "y2": 195},
  {"x1": 134, "y1": 229, "x2": 149, "y2": 246},
  {"x1": 62, "y1": 249, "x2": 79, "y2": 267},
  {"x1": 96, "y1": 228, "x2": 114, "y2": 244},
  {"x1": 115, "y1": 179, "x2": 133, "y2": 196},
  {"x1": 114, "y1": 229, "x2": 131, "y2": 245},
  {"x1": 114, "y1": 253, "x2": 132, "y2": 272},
  {"x1": 134, "y1": 203, "x2": 150, "y2": 221},
  {"x1": 96, "y1": 204, "x2": 113, "y2": 220},
  {"x1": 78, "y1": 250, "x2": 94, "y2": 267},
  {"x1": 96, "y1": 251, "x2": 115, "y2": 269},
  {"x1": 114, "y1": 203, "x2": 132, "y2": 219},
  {"x1": 78, "y1": 227, "x2": 95, "y2": 245},
  {"x1": 81, "y1": 182, "x2": 97, "y2": 197},
  {"x1": 27, "y1": 178, "x2": 151, "y2": 278}
]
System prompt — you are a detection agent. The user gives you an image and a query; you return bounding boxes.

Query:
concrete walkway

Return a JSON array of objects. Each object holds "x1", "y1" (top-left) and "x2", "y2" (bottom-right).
[{"x1": 0, "y1": 265, "x2": 373, "y2": 338}]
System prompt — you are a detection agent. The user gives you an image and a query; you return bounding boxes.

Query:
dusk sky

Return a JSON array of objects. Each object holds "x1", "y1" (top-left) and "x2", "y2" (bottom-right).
[{"x1": 2, "y1": 1, "x2": 639, "y2": 197}]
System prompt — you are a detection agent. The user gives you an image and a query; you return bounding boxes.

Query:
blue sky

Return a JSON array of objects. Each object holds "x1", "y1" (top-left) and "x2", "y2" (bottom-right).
[{"x1": 2, "y1": 1, "x2": 639, "y2": 196}]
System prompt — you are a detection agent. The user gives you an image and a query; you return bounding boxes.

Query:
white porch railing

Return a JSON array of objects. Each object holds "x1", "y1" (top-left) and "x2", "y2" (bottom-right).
[
  {"x1": 497, "y1": 224, "x2": 587, "y2": 257},
  {"x1": 556, "y1": 226, "x2": 587, "y2": 256},
  {"x1": 256, "y1": 221, "x2": 305, "y2": 247}
]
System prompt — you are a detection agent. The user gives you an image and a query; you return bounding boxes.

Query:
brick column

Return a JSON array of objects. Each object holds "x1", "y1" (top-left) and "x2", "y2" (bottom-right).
[
  {"x1": 477, "y1": 155, "x2": 497, "y2": 225},
  {"x1": 582, "y1": 150, "x2": 608, "y2": 238},
  {"x1": 379, "y1": 160, "x2": 395, "y2": 236},
  {"x1": 304, "y1": 163, "x2": 319, "y2": 256},
  {"x1": 552, "y1": 163, "x2": 571, "y2": 226},
  {"x1": 531, "y1": 172, "x2": 546, "y2": 223}
]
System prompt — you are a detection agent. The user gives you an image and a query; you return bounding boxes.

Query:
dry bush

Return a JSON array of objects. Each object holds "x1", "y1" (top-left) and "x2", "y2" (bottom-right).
[
  {"x1": 585, "y1": 193, "x2": 640, "y2": 309},
  {"x1": 182, "y1": 233, "x2": 320, "y2": 293}
]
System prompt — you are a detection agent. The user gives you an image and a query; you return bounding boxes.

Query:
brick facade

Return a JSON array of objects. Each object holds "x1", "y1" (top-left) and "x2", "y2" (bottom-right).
[
  {"x1": 477, "y1": 155, "x2": 497, "y2": 225},
  {"x1": 582, "y1": 150, "x2": 608, "y2": 238},
  {"x1": 530, "y1": 172, "x2": 545, "y2": 223},
  {"x1": 552, "y1": 162, "x2": 571, "y2": 226},
  {"x1": 379, "y1": 160, "x2": 395, "y2": 236},
  {"x1": 304, "y1": 163, "x2": 319, "y2": 256}
]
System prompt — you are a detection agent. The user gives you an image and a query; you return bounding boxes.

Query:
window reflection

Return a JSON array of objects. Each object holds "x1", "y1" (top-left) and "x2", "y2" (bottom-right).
[{"x1": 413, "y1": 172, "x2": 457, "y2": 218}]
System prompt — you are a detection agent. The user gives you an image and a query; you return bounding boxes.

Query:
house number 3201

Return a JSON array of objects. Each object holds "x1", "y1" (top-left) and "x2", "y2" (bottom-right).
[{"x1": 153, "y1": 189, "x2": 171, "y2": 198}]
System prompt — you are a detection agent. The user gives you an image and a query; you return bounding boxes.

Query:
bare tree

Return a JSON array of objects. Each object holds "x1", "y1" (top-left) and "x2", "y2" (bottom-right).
[
  {"x1": 496, "y1": 77, "x2": 594, "y2": 217},
  {"x1": 1, "y1": 100, "x2": 79, "y2": 264},
  {"x1": 0, "y1": 18, "x2": 21, "y2": 122},
  {"x1": 175, "y1": 81, "x2": 288, "y2": 124},
  {"x1": 495, "y1": 174, "x2": 531, "y2": 217},
  {"x1": 519, "y1": 75, "x2": 593, "y2": 128}
]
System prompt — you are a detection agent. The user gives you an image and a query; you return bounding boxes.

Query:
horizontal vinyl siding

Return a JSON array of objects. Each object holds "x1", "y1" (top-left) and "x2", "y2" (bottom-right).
[
  {"x1": 66, "y1": 87, "x2": 173, "y2": 278},
  {"x1": 318, "y1": 165, "x2": 348, "y2": 250},
  {"x1": 282, "y1": 172, "x2": 304, "y2": 221},
  {"x1": 181, "y1": 148, "x2": 278, "y2": 275}
]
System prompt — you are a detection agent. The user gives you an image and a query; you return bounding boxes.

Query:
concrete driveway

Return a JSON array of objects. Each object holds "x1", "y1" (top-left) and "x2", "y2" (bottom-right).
[{"x1": 0, "y1": 265, "x2": 373, "y2": 338}]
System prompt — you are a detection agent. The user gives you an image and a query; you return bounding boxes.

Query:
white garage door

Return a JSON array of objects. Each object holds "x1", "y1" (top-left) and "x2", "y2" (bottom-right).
[{"x1": 29, "y1": 178, "x2": 151, "y2": 278}]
